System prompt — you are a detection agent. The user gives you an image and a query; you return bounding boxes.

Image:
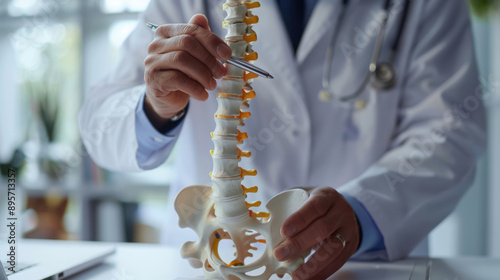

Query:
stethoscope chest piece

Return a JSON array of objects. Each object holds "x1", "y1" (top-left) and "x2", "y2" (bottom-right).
[
  {"x1": 318, "y1": 0, "x2": 410, "y2": 104},
  {"x1": 371, "y1": 62, "x2": 396, "y2": 90}
]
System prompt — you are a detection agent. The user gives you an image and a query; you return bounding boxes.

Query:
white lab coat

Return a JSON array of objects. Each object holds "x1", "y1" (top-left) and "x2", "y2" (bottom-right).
[{"x1": 79, "y1": 0, "x2": 486, "y2": 261}]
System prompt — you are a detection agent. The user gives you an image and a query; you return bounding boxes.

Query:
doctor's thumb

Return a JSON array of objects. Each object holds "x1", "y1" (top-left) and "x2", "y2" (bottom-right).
[{"x1": 189, "y1": 14, "x2": 211, "y2": 31}]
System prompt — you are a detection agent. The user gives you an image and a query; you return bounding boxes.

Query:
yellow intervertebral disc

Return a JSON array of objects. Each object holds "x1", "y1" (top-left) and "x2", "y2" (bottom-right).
[
  {"x1": 242, "y1": 90, "x2": 256, "y2": 101},
  {"x1": 253, "y1": 211, "x2": 270, "y2": 219},
  {"x1": 246, "y1": 201, "x2": 262, "y2": 208},
  {"x1": 214, "y1": 111, "x2": 251, "y2": 119},
  {"x1": 236, "y1": 130, "x2": 248, "y2": 142},
  {"x1": 244, "y1": 52, "x2": 258, "y2": 62},
  {"x1": 244, "y1": 16, "x2": 259, "y2": 25},
  {"x1": 244, "y1": 72, "x2": 259, "y2": 82},
  {"x1": 217, "y1": 93, "x2": 242, "y2": 99},
  {"x1": 238, "y1": 148, "x2": 251, "y2": 158},
  {"x1": 239, "y1": 168, "x2": 257, "y2": 178},
  {"x1": 243, "y1": 33, "x2": 257, "y2": 43},
  {"x1": 242, "y1": 185, "x2": 258, "y2": 194},
  {"x1": 222, "y1": 1, "x2": 260, "y2": 12},
  {"x1": 216, "y1": 90, "x2": 255, "y2": 101},
  {"x1": 244, "y1": 2, "x2": 261, "y2": 9}
]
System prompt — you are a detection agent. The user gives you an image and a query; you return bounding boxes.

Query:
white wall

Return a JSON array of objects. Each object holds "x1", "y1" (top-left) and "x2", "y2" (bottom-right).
[
  {"x1": 488, "y1": 15, "x2": 500, "y2": 257},
  {"x1": 0, "y1": 33, "x2": 24, "y2": 162},
  {"x1": 429, "y1": 15, "x2": 497, "y2": 258}
]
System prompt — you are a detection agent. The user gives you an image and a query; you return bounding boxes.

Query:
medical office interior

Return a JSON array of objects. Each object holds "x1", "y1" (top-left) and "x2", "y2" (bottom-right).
[{"x1": 0, "y1": 0, "x2": 500, "y2": 275}]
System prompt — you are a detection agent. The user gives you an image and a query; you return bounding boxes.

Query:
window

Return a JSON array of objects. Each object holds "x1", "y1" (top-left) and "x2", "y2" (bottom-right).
[{"x1": 0, "y1": 0, "x2": 168, "y2": 243}]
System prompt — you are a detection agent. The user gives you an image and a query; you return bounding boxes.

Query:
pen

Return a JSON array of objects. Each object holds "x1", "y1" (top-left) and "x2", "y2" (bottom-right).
[{"x1": 146, "y1": 22, "x2": 274, "y2": 79}]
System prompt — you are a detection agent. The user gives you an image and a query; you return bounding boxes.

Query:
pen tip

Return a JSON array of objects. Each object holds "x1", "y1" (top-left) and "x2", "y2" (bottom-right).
[
  {"x1": 267, "y1": 74, "x2": 274, "y2": 79},
  {"x1": 146, "y1": 22, "x2": 157, "y2": 30}
]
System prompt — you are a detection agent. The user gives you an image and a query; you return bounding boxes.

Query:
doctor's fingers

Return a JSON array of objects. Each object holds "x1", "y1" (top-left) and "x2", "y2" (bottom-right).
[
  {"x1": 273, "y1": 198, "x2": 348, "y2": 262},
  {"x1": 153, "y1": 22, "x2": 232, "y2": 62},
  {"x1": 293, "y1": 233, "x2": 356, "y2": 280},
  {"x1": 145, "y1": 51, "x2": 216, "y2": 94},
  {"x1": 147, "y1": 35, "x2": 226, "y2": 79},
  {"x1": 281, "y1": 188, "x2": 340, "y2": 239},
  {"x1": 146, "y1": 70, "x2": 209, "y2": 102}
]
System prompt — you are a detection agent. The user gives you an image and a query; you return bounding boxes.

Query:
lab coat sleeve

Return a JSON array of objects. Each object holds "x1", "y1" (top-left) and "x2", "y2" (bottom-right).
[
  {"x1": 338, "y1": 0, "x2": 487, "y2": 260},
  {"x1": 78, "y1": 0, "x2": 194, "y2": 172},
  {"x1": 135, "y1": 92, "x2": 186, "y2": 170}
]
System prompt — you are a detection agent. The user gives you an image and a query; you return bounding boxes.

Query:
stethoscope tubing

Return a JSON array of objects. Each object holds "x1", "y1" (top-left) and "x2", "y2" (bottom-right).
[
  {"x1": 322, "y1": 0, "x2": 411, "y2": 103},
  {"x1": 202, "y1": 0, "x2": 411, "y2": 103}
]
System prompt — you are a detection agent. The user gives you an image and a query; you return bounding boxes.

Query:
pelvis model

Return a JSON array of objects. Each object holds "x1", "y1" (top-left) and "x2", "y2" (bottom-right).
[{"x1": 174, "y1": 1, "x2": 309, "y2": 279}]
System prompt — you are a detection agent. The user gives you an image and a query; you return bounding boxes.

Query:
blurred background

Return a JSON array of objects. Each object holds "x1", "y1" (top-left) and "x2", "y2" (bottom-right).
[{"x1": 0, "y1": 0, "x2": 499, "y2": 259}]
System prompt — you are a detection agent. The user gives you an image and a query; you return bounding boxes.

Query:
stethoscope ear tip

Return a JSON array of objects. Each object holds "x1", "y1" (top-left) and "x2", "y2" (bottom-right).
[{"x1": 318, "y1": 90, "x2": 332, "y2": 102}]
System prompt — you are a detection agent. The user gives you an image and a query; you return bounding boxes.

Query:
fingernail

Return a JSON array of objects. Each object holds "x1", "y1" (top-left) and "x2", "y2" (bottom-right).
[
  {"x1": 274, "y1": 245, "x2": 289, "y2": 260},
  {"x1": 201, "y1": 91, "x2": 209, "y2": 101},
  {"x1": 214, "y1": 65, "x2": 225, "y2": 79},
  {"x1": 217, "y1": 44, "x2": 232, "y2": 60},
  {"x1": 283, "y1": 225, "x2": 296, "y2": 237},
  {"x1": 209, "y1": 79, "x2": 217, "y2": 90}
]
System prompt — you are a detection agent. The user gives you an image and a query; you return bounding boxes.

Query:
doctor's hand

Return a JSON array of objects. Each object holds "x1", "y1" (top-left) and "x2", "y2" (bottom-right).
[
  {"x1": 143, "y1": 14, "x2": 231, "y2": 129},
  {"x1": 274, "y1": 187, "x2": 360, "y2": 280}
]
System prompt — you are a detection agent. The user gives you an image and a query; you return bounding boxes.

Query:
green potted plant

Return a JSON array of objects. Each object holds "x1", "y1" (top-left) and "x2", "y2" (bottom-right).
[{"x1": 468, "y1": 0, "x2": 500, "y2": 19}]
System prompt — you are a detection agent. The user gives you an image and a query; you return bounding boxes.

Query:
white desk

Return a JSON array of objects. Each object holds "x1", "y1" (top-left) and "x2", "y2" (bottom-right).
[{"x1": 20, "y1": 240, "x2": 500, "y2": 280}]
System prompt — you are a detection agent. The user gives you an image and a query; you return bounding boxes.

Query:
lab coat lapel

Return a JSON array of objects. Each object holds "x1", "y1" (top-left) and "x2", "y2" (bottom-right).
[
  {"x1": 297, "y1": 0, "x2": 340, "y2": 65},
  {"x1": 254, "y1": 0, "x2": 305, "y2": 101},
  {"x1": 252, "y1": 0, "x2": 311, "y2": 186}
]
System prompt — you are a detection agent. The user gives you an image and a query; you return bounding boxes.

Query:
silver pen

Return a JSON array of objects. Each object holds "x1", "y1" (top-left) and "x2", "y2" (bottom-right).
[{"x1": 146, "y1": 22, "x2": 274, "y2": 79}]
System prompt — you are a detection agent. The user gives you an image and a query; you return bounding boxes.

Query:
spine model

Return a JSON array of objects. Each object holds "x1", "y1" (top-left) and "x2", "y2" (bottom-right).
[
  {"x1": 174, "y1": 1, "x2": 310, "y2": 279},
  {"x1": 211, "y1": 0, "x2": 267, "y2": 227}
]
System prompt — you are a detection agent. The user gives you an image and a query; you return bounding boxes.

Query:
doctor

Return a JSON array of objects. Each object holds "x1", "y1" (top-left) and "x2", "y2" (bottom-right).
[{"x1": 79, "y1": 0, "x2": 486, "y2": 279}]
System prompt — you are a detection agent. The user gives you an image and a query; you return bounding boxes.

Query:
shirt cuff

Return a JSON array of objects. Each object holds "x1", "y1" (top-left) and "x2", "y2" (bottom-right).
[
  {"x1": 135, "y1": 92, "x2": 185, "y2": 169},
  {"x1": 341, "y1": 193, "x2": 385, "y2": 257}
]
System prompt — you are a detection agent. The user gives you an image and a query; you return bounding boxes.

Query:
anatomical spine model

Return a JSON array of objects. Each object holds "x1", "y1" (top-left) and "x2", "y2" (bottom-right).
[{"x1": 174, "y1": 1, "x2": 309, "y2": 279}]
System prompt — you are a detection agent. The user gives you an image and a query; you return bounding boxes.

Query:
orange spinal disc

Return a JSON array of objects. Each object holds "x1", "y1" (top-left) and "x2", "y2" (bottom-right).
[
  {"x1": 253, "y1": 211, "x2": 270, "y2": 218},
  {"x1": 243, "y1": 33, "x2": 257, "y2": 43},
  {"x1": 236, "y1": 130, "x2": 248, "y2": 143},
  {"x1": 240, "y1": 111, "x2": 251, "y2": 119},
  {"x1": 214, "y1": 111, "x2": 251, "y2": 119},
  {"x1": 244, "y1": 72, "x2": 259, "y2": 82},
  {"x1": 246, "y1": 201, "x2": 262, "y2": 208},
  {"x1": 242, "y1": 185, "x2": 259, "y2": 194},
  {"x1": 242, "y1": 90, "x2": 256, "y2": 101},
  {"x1": 244, "y1": 16, "x2": 259, "y2": 25},
  {"x1": 217, "y1": 93, "x2": 242, "y2": 99},
  {"x1": 238, "y1": 148, "x2": 251, "y2": 158},
  {"x1": 244, "y1": 52, "x2": 258, "y2": 62},
  {"x1": 239, "y1": 168, "x2": 257, "y2": 178},
  {"x1": 214, "y1": 114, "x2": 238, "y2": 119},
  {"x1": 244, "y1": 2, "x2": 261, "y2": 9}
]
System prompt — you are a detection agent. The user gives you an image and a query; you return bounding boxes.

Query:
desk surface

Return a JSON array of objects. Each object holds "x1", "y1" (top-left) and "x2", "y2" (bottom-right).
[{"x1": 20, "y1": 240, "x2": 500, "y2": 280}]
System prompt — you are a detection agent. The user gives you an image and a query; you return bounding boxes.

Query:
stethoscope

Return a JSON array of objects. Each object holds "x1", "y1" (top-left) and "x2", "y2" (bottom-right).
[
  {"x1": 319, "y1": 0, "x2": 411, "y2": 103},
  {"x1": 203, "y1": 0, "x2": 411, "y2": 104}
]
